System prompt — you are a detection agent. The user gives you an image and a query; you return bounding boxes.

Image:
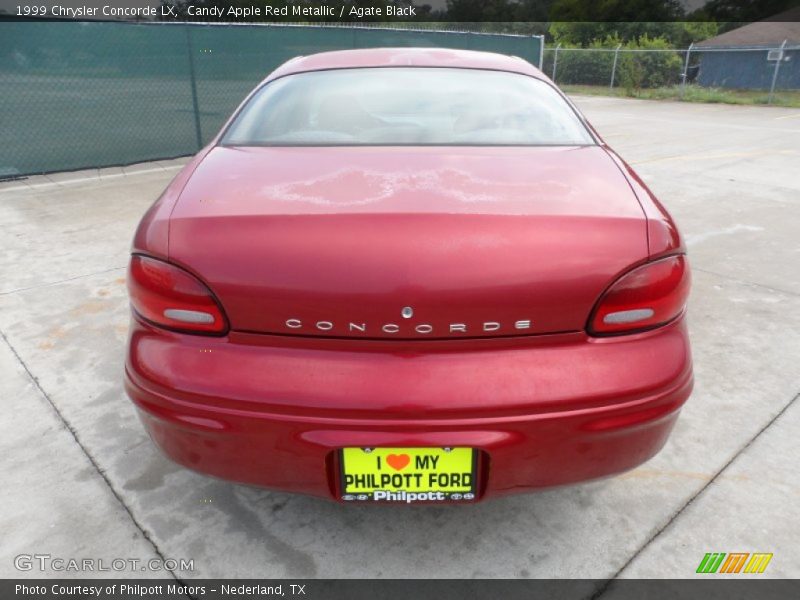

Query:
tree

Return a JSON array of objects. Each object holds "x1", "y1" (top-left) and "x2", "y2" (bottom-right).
[
  {"x1": 445, "y1": 0, "x2": 517, "y2": 22},
  {"x1": 548, "y1": 0, "x2": 684, "y2": 23},
  {"x1": 690, "y1": 0, "x2": 800, "y2": 23}
]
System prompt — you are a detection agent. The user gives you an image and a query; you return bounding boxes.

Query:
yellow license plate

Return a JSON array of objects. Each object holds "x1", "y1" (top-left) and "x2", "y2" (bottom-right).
[{"x1": 340, "y1": 447, "x2": 477, "y2": 503}]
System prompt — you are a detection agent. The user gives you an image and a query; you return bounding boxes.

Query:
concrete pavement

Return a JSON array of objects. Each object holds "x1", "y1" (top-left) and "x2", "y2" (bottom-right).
[{"x1": 0, "y1": 97, "x2": 797, "y2": 582}]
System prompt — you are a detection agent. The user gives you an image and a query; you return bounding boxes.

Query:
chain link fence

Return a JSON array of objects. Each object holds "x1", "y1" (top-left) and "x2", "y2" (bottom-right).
[
  {"x1": 542, "y1": 43, "x2": 800, "y2": 105},
  {"x1": 4, "y1": 20, "x2": 795, "y2": 180},
  {"x1": 0, "y1": 21, "x2": 543, "y2": 178}
]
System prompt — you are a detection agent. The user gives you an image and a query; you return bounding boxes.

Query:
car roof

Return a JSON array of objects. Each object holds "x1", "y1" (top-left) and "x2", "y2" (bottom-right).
[{"x1": 264, "y1": 47, "x2": 546, "y2": 83}]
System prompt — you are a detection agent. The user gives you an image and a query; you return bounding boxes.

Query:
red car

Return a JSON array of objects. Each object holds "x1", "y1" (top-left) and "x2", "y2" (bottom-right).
[{"x1": 125, "y1": 48, "x2": 692, "y2": 503}]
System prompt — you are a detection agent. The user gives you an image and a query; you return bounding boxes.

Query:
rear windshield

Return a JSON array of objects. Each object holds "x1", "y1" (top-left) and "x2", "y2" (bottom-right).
[{"x1": 221, "y1": 67, "x2": 595, "y2": 146}]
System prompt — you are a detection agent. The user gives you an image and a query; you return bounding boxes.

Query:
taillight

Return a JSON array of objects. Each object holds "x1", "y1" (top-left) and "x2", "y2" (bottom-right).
[
  {"x1": 588, "y1": 255, "x2": 690, "y2": 336},
  {"x1": 127, "y1": 255, "x2": 228, "y2": 335}
]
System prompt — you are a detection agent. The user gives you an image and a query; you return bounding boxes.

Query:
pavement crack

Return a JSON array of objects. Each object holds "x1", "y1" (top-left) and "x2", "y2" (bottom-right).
[
  {"x1": 0, "y1": 266, "x2": 127, "y2": 296},
  {"x1": 692, "y1": 266, "x2": 800, "y2": 298},
  {"x1": 0, "y1": 329, "x2": 186, "y2": 583},
  {"x1": 590, "y1": 389, "x2": 800, "y2": 598}
]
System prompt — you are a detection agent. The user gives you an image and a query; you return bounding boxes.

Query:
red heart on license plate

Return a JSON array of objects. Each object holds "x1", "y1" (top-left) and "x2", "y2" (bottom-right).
[{"x1": 386, "y1": 454, "x2": 410, "y2": 471}]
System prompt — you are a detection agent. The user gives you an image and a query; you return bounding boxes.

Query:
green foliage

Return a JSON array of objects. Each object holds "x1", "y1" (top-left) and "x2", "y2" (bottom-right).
[
  {"x1": 544, "y1": 34, "x2": 684, "y2": 90},
  {"x1": 617, "y1": 36, "x2": 683, "y2": 90},
  {"x1": 548, "y1": 0, "x2": 683, "y2": 22},
  {"x1": 549, "y1": 21, "x2": 720, "y2": 47},
  {"x1": 688, "y1": 0, "x2": 799, "y2": 23},
  {"x1": 680, "y1": 21, "x2": 722, "y2": 45},
  {"x1": 444, "y1": 0, "x2": 516, "y2": 21},
  {"x1": 546, "y1": 40, "x2": 614, "y2": 87}
]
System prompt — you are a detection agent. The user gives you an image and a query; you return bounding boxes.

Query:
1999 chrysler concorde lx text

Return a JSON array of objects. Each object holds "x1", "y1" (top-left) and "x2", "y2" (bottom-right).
[{"x1": 124, "y1": 48, "x2": 692, "y2": 504}]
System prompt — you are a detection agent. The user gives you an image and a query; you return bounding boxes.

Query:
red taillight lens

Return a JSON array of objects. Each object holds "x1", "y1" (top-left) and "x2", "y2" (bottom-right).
[
  {"x1": 588, "y1": 255, "x2": 690, "y2": 336},
  {"x1": 127, "y1": 255, "x2": 228, "y2": 335}
]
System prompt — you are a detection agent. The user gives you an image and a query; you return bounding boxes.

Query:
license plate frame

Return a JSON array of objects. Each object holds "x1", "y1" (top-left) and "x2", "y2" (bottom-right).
[{"x1": 339, "y1": 447, "x2": 478, "y2": 503}]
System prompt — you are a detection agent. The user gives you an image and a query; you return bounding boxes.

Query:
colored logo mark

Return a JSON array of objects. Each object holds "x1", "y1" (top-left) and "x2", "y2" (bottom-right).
[{"x1": 696, "y1": 552, "x2": 773, "y2": 574}]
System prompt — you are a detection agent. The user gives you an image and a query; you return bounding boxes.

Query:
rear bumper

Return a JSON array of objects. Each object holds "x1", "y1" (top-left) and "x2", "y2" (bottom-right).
[{"x1": 124, "y1": 317, "x2": 693, "y2": 501}]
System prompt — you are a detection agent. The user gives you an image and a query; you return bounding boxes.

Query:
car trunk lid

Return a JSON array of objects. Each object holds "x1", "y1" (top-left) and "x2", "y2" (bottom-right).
[{"x1": 168, "y1": 145, "x2": 647, "y2": 339}]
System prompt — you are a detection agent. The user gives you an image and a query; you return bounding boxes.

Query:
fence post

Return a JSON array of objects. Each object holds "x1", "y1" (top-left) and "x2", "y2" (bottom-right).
[
  {"x1": 537, "y1": 35, "x2": 544, "y2": 70},
  {"x1": 552, "y1": 43, "x2": 561, "y2": 82},
  {"x1": 609, "y1": 44, "x2": 621, "y2": 90},
  {"x1": 680, "y1": 43, "x2": 693, "y2": 99},
  {"x1": 768, "y1": 39, "x2": 787, "y2": 105},
  {"x1": 184, "y1": 25, "x2": 203, "y2": 150}
]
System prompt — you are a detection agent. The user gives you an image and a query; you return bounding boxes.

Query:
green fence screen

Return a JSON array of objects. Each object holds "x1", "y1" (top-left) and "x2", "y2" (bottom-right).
[{"x1": 0, "y1": 22, "x2": 543, "y2": 177}]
